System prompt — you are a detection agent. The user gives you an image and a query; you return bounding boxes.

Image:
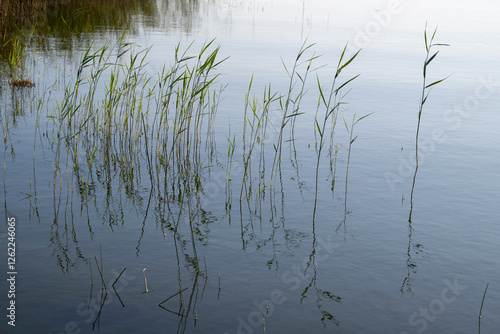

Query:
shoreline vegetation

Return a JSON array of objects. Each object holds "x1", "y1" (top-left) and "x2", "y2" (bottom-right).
[
  {"x1": 0, "y1": 0, "x2": 154, "y2": 61},
  {"x1": 0, "y1": 0, "x2": 154, "y2": 86}
]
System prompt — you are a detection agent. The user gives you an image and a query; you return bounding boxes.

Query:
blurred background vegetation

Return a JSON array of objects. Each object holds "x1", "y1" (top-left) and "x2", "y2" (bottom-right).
[{"x1": 0, "y1": 0, "x2": 156, "y2": 61}]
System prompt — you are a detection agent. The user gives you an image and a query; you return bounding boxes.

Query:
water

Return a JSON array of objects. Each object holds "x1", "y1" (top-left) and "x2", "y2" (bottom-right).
[{"x1": 1, "y1": 0, "x2": 500, "y2": 333}]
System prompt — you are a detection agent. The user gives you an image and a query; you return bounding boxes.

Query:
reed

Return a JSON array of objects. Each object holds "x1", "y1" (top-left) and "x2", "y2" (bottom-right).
[
  {"x1": 225, "y1": 129, "x2": 236, "y2": 214},
  {"x1": 88, "y1": 261, "x2": 94, "y2": 309},
  {"x1": 415, "y1": 24, "x2": 449, "y2": 168},
  {"x1": 478, "y1": 282, "x2": 489, "y2": 333},
  {"x1": 0, "y1": 31, "x2": 389, "y2": 290},
  {"x1": 10, "y1": 31, "x2": 379, "y2": 245},
  {"x1": 313, "y1": 44, "x2": 360, "y2": 219},
  {"x1": 343, "y1": 112, "x2": 371, "y2": 195},
  {"x1": 93, "y1": 255, "x2": 107, "y2": 293},
  {"x1": 37, "y1": 36, "x2": 227, "y2": 276},
  {"x1": 159, "y1": 287, "x2": 188, "y2": 307},
  {"x1": 240, "y1": 81, "x2": 277, "y2": 209},
  {"x1": 409, "y1": 24, "x2": 448, "y2": 222},
  {"x1": 112, "y1": 267, "x2": 127, "y2": 287},
  {"x1": 329, "y1": 143, "x2": 338, "y2": 194},
  {"x1": 270, "y1": 41, "x2": 318, "y2": 190}
]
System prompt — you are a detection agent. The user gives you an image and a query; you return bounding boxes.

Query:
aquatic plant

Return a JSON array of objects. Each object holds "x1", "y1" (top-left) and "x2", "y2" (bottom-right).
[
  {"x1": 271, "y1": 41, "x2": 318, "y2": 191},
  {"x1": 342, "y1": 112, "x2": 371, "y2": 196},
  {"x1": 409, "y1": 24, "x2": 448, "y2": 223},
  {"x1": 415, "y1": 24, "x2": 449, "y2": 168},
  {"x1": 479, "y1": 283, "x2": 489, "y2": 333},
  {"x1": 313, "y1": 44, "x2": 360, "y2": 219},
  {"x1": 240, "y1": 79, "x2": 277, "y2": 210}
]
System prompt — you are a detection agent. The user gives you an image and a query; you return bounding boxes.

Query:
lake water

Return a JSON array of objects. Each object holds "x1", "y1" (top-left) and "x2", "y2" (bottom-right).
[{"x1": 1, "y1": 0, "x2": 500, "y2": 333}]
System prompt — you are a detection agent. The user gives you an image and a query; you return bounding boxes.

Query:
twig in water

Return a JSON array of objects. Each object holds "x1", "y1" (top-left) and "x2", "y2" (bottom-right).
[
  {"x1": 112, "y1": 267, "x2": 126, "y2": 287},
  {"x1": 479, "y1": 283, "x2": 489, "y2": 334},
  {"x1": 218, "y1": 274, "x2": 221, "y2": 300},
  {"x1": 94, "y1": 256, "x2": 107, "y2": 293},
  {"x1": 143, "y1": 268, "x2": 149, "y2": 293},
  {"x1": 159, "y1": 287, "x2": 189, "y2": 307}
]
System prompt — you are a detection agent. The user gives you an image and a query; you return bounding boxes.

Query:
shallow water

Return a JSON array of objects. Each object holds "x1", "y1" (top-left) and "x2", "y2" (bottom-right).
[{"x1": 1, "y1": 0, "x2": 500, "y2": 333}]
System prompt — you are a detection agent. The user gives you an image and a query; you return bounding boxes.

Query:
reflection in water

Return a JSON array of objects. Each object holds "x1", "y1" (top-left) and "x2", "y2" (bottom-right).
[
  {"x1": 400, "y1": 217, "x2": 415, "y2": 295},
  {"x1": 408, "y1": 162, "x2": 418, "y2": 223},
  {"x1": 158, "y1": 255, "x2": 207, "y2": 333},
  {"x1": 156, "y1": 0, "x2": 208, "y2": 34},
  {"x1": 0, "y1": 0, "x2": 155, "y2": 61},
  {"x1": 0, "y1": 0, "x2": 155, "y2": 34},
  {"x1": 402, "y1": 160, "x2": 429, "y2": 295},
  {"x1": 1, "y1": 0, "x2": 237, "y2": 74},
  {"x1": 403, "y1": 125, "x2": 419, "y2": 294},
  {"x1": 302, "y1": 221, "x2": 342, "y2": 327}
]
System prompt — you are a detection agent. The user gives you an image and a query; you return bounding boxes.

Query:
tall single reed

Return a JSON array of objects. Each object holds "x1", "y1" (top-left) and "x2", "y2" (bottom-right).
[
  {"x1": 414, "y1": 24, "x2": 449, "y2": 168},
  {"x1": 409, "y1": 24, "x2": 448, "y2": 222},
  {"x1": 337, "y1": 112, "x2": 371, "y2": 233},
  {"x1": 343, "y1": 112, "x2": 371, "y2": 195}
]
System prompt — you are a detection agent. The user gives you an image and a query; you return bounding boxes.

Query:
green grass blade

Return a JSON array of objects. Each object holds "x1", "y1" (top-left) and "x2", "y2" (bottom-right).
[
  {"x1": 335, "y1": 74, "x2": 360, "y2": 93},
  {"x1": 426, "y1": 50, "x2": 440, "y2": 66},
  {"x1": 353, "y1": 112, "x2": 373, "y2": 125},
  {"x1": 424, "y1": 23, "x2": 429, "y2": 52},
  {"x1": 315, "y1": 119, "x2": 323, "y2": 137},
  {"x1": 425, "y1": 76, "x2": 449, "y2": 89},
  {"x1": 343, "y1": 117, "x2": 349, "y2": 132},
  {"x1": 479, "y1": 283, "x2": 489, "y2": 318},
  {"x1": 337, "y1": 44, "x2": 348, "y2": 68},
  {"x1": 336, "y1": 50, "x2": 361, "y2": 78}
]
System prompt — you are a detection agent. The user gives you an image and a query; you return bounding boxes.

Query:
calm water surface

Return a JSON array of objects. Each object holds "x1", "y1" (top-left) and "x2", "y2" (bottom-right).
[{"x1": 1, "y1": 0, "x2": 500, "y2": 333}]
